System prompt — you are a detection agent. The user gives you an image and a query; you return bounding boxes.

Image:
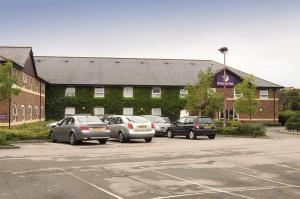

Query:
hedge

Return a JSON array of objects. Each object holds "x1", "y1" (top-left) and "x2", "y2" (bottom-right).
[
  {"x1": 46, "y1": 86, "x2": 186, "y2": 122},
  {"x1": 217, "y1": 123, "x2": 266, "y2": 137},
  {"x1": 285, "y1": 112, "x2": 300, "y2": 132},
  {"x1": 0, "y1": 122, "x2": 49, "y2": 143},
  {"x1": 278, "y1": 110, "x2": 300, "y2": 126}
]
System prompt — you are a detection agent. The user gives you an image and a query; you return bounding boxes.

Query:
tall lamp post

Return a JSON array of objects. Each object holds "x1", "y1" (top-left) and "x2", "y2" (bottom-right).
[{"x1": 218, "y1": 47, "x2": 228, "y2": 128}]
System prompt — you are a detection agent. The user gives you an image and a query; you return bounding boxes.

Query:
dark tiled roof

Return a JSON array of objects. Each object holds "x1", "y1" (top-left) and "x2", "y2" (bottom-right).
[
  {"x1": 0, "y1": 46, "x2": 31, "y2": 67},
  {"x1": 34, "y1": 56, "x2": 283, "y2": 88}
]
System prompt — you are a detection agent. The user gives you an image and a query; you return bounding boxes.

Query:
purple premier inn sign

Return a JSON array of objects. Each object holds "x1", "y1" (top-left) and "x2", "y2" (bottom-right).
[
  {"x1": 215, "y1": 72, "x2": 239, "y2": 87},
  {"x1": 0, "y1": 114, "x2": 7, "y2": 120}
]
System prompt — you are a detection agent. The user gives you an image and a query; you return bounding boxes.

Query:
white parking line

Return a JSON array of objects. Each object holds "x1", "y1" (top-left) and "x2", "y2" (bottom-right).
[
  {"x1": 152, "y1": 185, "x2": 293, "y2": 199},
  {"x1": 274, "y1": 163, "x2": 300, "y2": 171},
  {"x1": 224, "y1": 168, "x2": 300, "y2": 187},
  {"x1": 60, "y1": 169, "x2": 124, "y2": 199},
  {"x1": 151, "y1": 170, "x2": 255, "y2": 199}
]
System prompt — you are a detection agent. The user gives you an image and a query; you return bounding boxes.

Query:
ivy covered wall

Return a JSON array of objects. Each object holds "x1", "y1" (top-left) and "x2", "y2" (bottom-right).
[{"x1": 46, "y1": 85, "x2": 186, "y2": 122}]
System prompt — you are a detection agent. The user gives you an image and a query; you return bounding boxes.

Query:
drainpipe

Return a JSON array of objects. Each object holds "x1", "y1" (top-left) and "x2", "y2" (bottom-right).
[
  {"x1": 8, "y1": 66, "x2": 12, "y2": 129},
  {"x1": 39, "y1": 82, "x2": 42, "y2": 121},
  {"x1": 273, "y1": 89, "x2": 276, "y2": 124}
]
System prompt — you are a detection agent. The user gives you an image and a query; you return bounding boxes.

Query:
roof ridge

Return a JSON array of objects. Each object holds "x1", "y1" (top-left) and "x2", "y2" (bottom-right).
[
  {"x1": 34, "y1": 55, "x2": 214, "y2": 62},
  {"x1": 0, "y1": 46, "x2": 32, "y2": 48}
]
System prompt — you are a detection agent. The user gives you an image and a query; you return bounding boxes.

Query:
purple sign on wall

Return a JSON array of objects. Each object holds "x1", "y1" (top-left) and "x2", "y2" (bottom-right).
[
  {"x1": 0, "y1": 114, "x2": 7, "y2": 121},
  {"x1": 215, "y1": 72, "x2": 239, "y2": 87}
]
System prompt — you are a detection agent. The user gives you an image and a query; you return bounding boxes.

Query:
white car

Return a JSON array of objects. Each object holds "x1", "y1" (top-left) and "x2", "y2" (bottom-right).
[{"x1": 108, "y1": 115, "x2": 155, "y2": 143}]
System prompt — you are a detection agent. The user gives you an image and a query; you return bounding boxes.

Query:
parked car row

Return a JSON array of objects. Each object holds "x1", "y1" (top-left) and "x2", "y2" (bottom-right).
[{"x1": 49, "y1": 114, "x2": 216, "y2": 145}]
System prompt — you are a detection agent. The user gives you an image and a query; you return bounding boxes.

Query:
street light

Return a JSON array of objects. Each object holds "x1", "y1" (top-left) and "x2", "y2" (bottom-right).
[{"x1": 218, "y1": 47, "x2": 228, "y2": 128}]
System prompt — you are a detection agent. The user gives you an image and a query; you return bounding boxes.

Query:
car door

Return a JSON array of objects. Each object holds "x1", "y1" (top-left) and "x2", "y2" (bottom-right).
[
  {"x1": 108, "y1": 117, "x2": 118, "y2": 138},
  {"x1": 172, "y1": 117, "x2": 186, "y2": 134},
  {"x1": 60, "y1": 118, "x2": 71, "y2": 141},
  {"x1": 62, "y1": 117, "x2": 75, "y2": 141},
  {"x1": 183, "y1": 117, "x2": 194, "y2": 135},
  {"x1": 53, "y1": 118, "x2": 68, "y2": 141}
]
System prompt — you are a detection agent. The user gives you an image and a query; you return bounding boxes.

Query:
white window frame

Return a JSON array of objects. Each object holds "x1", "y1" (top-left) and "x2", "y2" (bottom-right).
[
  {"x1": 123, "y1": 107, "x2": 133, "y2": 115},
  {"x1": 12, "y1": 104, "x2": 18, "y2": 122},
  {"x1": 65, "y1": 107, "x2": 75, "y2": 116},
  {"x1": 260, "y1": 89, "x2": 269, "y2": 99},
  {"x1": 179, "y1": 88, "x2": 188, "y2": 98},
  {"x1": 35, "y1": 106, "x2": 39, "y2": 118},
  {"x1": 94, "y1": 87, "x2": 105, "y2": 98},
  {"x1": 151, "y1": 108, "x2": 162, "y2": 116},
  {"x1": 94, "y1": 107, "x2": 105, "y2": 116},
  {"x1": 152, "y1": 87, "x2": 161, "y2": 98},
  {"x1": 234, "y1": 89, "x2": 243, "y2": 99},
  {"x1": 22, "y1": 73, "x2": 27, "y2": 88},
  {"x1": 21, "y1": 105, "x2": 25, "y2": 121},
  {"x1": 123, "y1": 87, "x2": 133, "y2": 98},
  {"x1": 65, "y1": 87, "x2": 75, "y2": 97},
  {"x1": 28, "y1": 105, "x2": 33, "y2": 120}
]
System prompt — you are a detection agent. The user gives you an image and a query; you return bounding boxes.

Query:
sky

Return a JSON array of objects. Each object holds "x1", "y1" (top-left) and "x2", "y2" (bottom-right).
[{"x1": 1, "y1": 0, "x2": 300, "y2": 88}]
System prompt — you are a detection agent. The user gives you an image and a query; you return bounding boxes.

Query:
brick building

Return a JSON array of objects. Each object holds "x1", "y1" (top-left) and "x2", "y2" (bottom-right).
[{"x1": 0, "y1": 47, "x2": 46, "y2": 127}]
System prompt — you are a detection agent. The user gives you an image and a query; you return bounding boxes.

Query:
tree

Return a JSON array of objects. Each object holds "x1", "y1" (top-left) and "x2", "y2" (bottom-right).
[
  {"x1": 233, "y1": 75, "x2": 260, "y2": 121},
  {"x1": 279, "y1": 88, "x2": 300, "y2": 111},
  {"x1": 185, "y1": 68, "x2": 223, "y2": 117},
  {"x1": 0, "y1": 61, "x2": 20, "y2": 101}
]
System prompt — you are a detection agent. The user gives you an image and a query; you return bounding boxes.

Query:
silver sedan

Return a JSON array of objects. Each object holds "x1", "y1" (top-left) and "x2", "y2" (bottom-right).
[{"x1": 49, "y1": 115, "x2": 111, "y2": 145}]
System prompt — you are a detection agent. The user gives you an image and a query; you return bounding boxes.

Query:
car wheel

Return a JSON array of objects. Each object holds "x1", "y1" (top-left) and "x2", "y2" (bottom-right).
[
  {"x1": 189, "y1": 131, "x2": 196, "y2": 140},
  {"x1": 69, "y1": 133, "x2": 77, "y2": 145},
  {"x1": 145, "y1": 138, "x2": 152, "y2": 142},
  {"x1": 49, "y1": 131, "x2": 56, "y2": 143},
  {"x1": 119, "y1": 132, "x2": 126, "y2": 143},
  {"x1": 208, "y1": 135, "x2": 215, "y2": 139},
  {"x1": 99, "y1": 139, "x2": 108, "y2": 144},
  {"x1": 167, "y1": 130, "x2": 174, "y2": 138}
]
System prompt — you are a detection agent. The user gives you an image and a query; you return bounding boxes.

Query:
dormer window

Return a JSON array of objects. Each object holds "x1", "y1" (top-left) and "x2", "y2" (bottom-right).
[
  {"x1": 65, "y1": 87, "x2": 75, "y2": 97},
  {"x1": 152, "y1": 87, "x2": 161, "y2": 98}
]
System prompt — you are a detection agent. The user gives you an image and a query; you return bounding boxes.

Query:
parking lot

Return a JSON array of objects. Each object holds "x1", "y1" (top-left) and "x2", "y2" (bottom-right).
[{"x1": 0, "y1": 127, "x2": 299, "y2": 199}]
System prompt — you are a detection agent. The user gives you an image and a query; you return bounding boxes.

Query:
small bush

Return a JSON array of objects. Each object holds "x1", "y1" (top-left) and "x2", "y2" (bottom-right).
[
  {"x1": 0, "y1": 133, "x2": 8, "y2": 145},
  {"x1": 285, "y1": 113, "x2": 300, "y2": 132},
  {"x1": 278, "y1": 111, "x2": 300, "y2": 126},
  {"x1": 227, "y1": 120, "x2": 241, "y2": 127},
  {"x1": 214, "y1": 119, "x2": 223, "y2": 128},
  {"x1": 0, "y1": 122, "x2": 49, "y2": 141},
  {"x1": 217, "y1": 123, "x2": 266, "y2": 137}
]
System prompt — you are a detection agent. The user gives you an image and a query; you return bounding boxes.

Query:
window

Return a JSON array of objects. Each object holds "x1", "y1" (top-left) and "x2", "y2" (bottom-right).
[
  {"x1": 152, "y1": 87, "x2": 161, "y2": 98},
  {"x1": 65, "y1": 87, "x2": 75, "y2": 97},
  {"x1": 177, "y1": 117, "x2": 186, "y2": 124},
  {"x1": 123, "y1": 107, "x2": 133, "y2": 115},
  {"x1": 123, "y1": 87, "x2": 133, "y2": 97},
  {"x1": 185, "y1": 118, "x2": 194, "y2": 124},
  {"x1": 65, "y1": 107, "x2": 75, "y2": 116},
  {"x1": 29, "y1": 77, "x2": 33, "y2": 90},
  {"x1": 22, "y1": 73, "x2": 27, "y2": 88},
  {"x1": 94, "y1": 87, "x2": 105, "y2": 98},
  {"x1": 219, "y1": 109, "x2": 239, "y2": 120},
  {"x1": 210, "y1": 88, "x2": 216, "y2": 93},
  {"x1": 180, "y1": 110, "x2": 189, "y2": 118},
  {"x1": 234, "y1": 89, "x2": 243, "y2": 99},
  {"x1": 35, "y1": 106, "x2": 39, "y2": 118},
  {"x1": 179, "y1": 88, "x2": 188, "y2": 98},
  {"x1": 151, "y1": 108, "x2": 161, "y2": 116},
  {"x1": 21, "y1": 105, "x2": 25, "y2": 121},
  {"x1": 12, "y1": 104, "x2": 18, "y2": 122},
  {"x1": 94, "y1": 107, "x2": 105, "y2": 116},
  {"x1": 28, "y1": 106, "x2": 33, "y2": 120},
  {"x1": 260, "y1": 90, "x2": 269, "y2": 99}
]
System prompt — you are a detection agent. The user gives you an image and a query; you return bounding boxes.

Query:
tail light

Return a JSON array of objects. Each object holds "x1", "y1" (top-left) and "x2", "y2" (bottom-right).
[
  {"x1": 194, "y1": 124, "x2": 200, "y2": 129},
  {"x1": 80, "y1": 125, "x2": 90, "y2": 133},
  {"x1": 151, "y1": 123, "x2": 155, "y2": 129},
  {"x1": 127, "y1": 123, "x2": 133, "y2": 129}
]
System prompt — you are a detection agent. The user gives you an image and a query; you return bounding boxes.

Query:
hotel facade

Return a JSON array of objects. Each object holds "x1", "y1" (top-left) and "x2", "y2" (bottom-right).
[{"x1": 0, "y1": 46, "x2": 283, "y2": 125}]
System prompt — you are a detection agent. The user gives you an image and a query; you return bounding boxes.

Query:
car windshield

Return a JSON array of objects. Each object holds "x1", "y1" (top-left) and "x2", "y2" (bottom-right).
[
  {"x1": 197, "y1": 117, "x2": 213, "y2": 124},
  {"x1": 126, "y1": 116, "x2": 149, "y2": 123},
  {"x1": 76, "y1": 116, "x2": 104, "y2": 124},
  {"x1": 143, "y1": 115, "x2": 166, "y2": 123}
]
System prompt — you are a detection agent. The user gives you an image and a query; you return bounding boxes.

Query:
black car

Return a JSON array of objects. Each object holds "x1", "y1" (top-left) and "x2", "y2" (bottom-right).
[{"x1": 167, "y1": 116, "x2": 216, "y2": 140}]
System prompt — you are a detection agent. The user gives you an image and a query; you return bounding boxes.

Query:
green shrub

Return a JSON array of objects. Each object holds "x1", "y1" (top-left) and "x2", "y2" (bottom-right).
[
  {"x1": 278, "y1": 110, "x2": 300, "y2": 126},
  {"x1": 0, "y1": 122, "x2": 49, "y2": 141},
  {"x1": 0, "y1": 133, "x2": 7, "y2": 145},
  {"x1": 217, "y1": 123, "x2": 265, "y2": 137},
  {"x1": 214, "y1": 119, "x2": 223, "y2": 128},
  {"x1": 227, "y1": 120, "x2": 241, "y2": 127},
  {"x1": 285, "y1": 112, "x2": 300, "y2": 131}
]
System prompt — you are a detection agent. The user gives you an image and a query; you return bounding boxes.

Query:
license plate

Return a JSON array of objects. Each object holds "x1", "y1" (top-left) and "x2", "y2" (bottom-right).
[
  {"x1": 138, "y1": 125, "x2": 147, "y2": 128},
  {"x1": 204, "y1": 124, "x2": 211, "y2": 129},
  {"x1": 90, "y1": 127, "x2": 105, "y2": 131}
]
